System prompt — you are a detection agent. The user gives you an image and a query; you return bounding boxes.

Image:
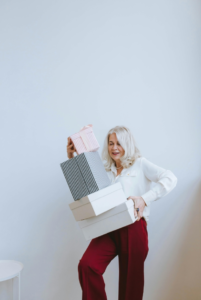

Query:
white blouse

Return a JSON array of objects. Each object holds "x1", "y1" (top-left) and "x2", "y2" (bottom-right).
[{"x1": 106, "y1": 157, "x2": 178, "y2": 222}]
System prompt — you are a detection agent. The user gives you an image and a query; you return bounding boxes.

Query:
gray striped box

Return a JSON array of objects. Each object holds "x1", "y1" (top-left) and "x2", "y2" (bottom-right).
[{"x1": 60, "y1": 152, "x2": 111, "y2": 200}]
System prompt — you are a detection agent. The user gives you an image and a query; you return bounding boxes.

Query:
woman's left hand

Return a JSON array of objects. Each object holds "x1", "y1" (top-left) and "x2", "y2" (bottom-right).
[{"x1": 127, "y1": 196, "x2": 146, "y2": 221}]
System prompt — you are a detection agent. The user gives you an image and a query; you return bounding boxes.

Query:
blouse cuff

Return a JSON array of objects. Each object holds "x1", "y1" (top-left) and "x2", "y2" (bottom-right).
[{"x1": 141, "y1": 190, "x2": 157, "y2": 206}]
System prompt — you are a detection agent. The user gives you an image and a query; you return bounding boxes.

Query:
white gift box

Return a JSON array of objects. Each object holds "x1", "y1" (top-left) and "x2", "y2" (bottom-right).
[
  {"x1": 78, "y1": 199, "x2": 136, "y2": 240},
  {"x1": 69, "y1": 182, "x2": 126, "y2": 221}
]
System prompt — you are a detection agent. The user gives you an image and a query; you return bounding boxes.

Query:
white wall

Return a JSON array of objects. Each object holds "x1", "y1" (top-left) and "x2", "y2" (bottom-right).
[{"x1": 0, "y1": 0, "x2": 200, "y2": 299}]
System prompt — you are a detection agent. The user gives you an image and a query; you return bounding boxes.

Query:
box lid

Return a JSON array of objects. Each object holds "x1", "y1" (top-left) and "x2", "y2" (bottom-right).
[
  {"x1": 70, "y1": 127, "x2": 93, "y2": 140},
  {"x1": 78, "y1": 199, "x2": 134, "y2": 228},
  {"x1": 69, "y1": 182, "x2": 122, "y2": 210}
]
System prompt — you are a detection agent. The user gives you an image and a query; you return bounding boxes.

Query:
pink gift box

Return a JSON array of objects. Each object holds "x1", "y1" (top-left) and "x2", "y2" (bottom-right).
[{"x1": 70, "y1": 124, "x2": 100, "y2": 154}]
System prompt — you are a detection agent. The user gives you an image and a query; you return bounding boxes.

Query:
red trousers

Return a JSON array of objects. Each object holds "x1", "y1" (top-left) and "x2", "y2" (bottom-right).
[{"x1": 78, "y1": 218, "x2": 149, "y2": 300}]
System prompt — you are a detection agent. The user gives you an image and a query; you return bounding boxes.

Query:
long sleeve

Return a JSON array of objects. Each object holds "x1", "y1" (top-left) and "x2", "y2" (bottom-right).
[{"x1": 140, "y1": 157, "x2": 178, "y2": 206}]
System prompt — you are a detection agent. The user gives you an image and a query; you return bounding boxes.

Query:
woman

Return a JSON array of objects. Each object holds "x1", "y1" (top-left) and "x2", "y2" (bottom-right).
[{"x1": 67, "y1": 126, "x2": 177, "y2": 300}]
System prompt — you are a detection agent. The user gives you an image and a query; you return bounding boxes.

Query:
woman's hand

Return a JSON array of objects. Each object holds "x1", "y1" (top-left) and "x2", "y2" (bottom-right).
[
  {"x1": 127, "y1": 196, "x2": 146, "y2": 221},
  {"x1": 67, "y1": 137, "x2": 77, "y2": 159}
]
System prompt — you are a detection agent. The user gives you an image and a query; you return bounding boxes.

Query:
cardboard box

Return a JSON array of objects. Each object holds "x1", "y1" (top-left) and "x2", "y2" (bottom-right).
[
  {"x1": 69, "y1": 182, "x2": 126, "y2": 221},
  {"x1": 60, "y1": 152, "x2": 111, "y2": 200},
  {"x1": 70, "y1": 125, "x2": 99, "y2": 154},
  {"x1": 78, "y1": 200, "x2": 136, "y2": 240}
]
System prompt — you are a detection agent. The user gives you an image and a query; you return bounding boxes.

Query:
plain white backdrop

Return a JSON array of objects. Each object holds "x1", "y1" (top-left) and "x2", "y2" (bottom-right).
[{"x1": 0, "y1": 0, "x2": 200, "y2": 299}]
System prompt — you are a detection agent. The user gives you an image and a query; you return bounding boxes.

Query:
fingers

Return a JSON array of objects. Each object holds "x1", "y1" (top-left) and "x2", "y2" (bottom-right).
[
  {"x1": 66, "y1": 138, "x2": 76, "y2": 159},
  {"x1": 127, "y1": 196, "x2": 145, "y2": 221},
  {"x1": 137, "y1": 205, "x2": 144, "y2": 221},
  {"x1": 135, "y1": 200, "x2": 140, "y2": 221},
  {"x1": 67, "y1": 143, "x2": 74, "y2": 150},
  {"x1": 67, "y1": 146, "x2": 74, "y2": 154},
  {"x1": 67, "y1": 137, "x2": 75, "y2": 152},
  {"x1": 128, "y1": 196, "x2": 137, "y2": 218},
  {"x1": 128, "y1": 197, "x2": 137, "y2": 219},
  {"x1": 138, "y1": 210, "x2": 143, "y2": 221},
  {"x1": 67, "y1": 137, "x2": 73, "y2": 146},
  {"x1": 133, "y1": 199, "x2": 138, "y2": 219},
  {"x1": 67, "y1": 137, "x2": 71, "y2": 146},
  {"x1": 135, "y1": 208, "x2": 140, "y2": 221}
]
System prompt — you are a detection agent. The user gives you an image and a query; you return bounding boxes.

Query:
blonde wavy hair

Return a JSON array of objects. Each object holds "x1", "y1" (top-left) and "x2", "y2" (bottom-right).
[{"x1": 101, "y1": 126, "x2": 141, "y2": 171}]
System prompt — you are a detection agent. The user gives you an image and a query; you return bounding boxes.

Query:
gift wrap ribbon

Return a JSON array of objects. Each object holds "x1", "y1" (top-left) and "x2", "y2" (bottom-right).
[{"x1": 79, "y1": 124, "x2": 93, "y2": 151}]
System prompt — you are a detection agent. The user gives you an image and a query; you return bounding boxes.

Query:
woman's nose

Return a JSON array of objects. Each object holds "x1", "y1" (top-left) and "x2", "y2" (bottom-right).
[{"x1": 112, "y1": 144, "x2": 118, "y2": 150}]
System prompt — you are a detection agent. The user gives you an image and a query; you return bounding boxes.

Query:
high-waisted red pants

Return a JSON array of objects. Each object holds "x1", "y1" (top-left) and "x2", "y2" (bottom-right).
[{"x1": 78, "y1": 218, "x2": 149, "y2": 300}]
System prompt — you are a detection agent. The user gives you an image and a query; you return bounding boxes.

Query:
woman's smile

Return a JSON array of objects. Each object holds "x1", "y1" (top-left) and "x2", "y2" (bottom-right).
[{"x1": 112, "y1": 152, "x2": 120, "y2": 155}]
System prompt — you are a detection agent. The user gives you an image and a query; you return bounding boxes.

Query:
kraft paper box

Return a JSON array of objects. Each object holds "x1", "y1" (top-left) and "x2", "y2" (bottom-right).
[
  {"x1": 78, "y1": 200, "x2": 136, "y2": 240},
  {"x1": 70, "y1": 124, "x2": 99, "y2": 155},
  {"x1": 69, "y1": 182, "x2": 127, "y2": 221},
  {"x1": 60, "y1": 152, "x2": 111, "y2": 201}
]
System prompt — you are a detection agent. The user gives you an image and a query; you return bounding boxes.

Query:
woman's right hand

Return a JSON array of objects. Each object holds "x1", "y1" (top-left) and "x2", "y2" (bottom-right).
[{"x1": 67, "y1": 137, "x2": 77, "y2": 159}]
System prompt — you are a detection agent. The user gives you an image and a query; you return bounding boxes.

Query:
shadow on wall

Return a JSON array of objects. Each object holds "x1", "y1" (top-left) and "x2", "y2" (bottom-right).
[{"x1": 156, "y1": 182, "x2": 201, "y2": 300}]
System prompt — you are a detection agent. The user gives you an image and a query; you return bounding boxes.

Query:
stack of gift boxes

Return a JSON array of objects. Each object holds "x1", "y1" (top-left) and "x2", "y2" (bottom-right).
[{"x1": 60, "y1": 125, "x2": 136, "y2": 240}]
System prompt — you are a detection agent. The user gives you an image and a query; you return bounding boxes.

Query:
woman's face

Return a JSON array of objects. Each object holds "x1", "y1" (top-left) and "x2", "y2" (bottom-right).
[{"x1": 108, "y1": 133, "x2": 125, "y2": 162}]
